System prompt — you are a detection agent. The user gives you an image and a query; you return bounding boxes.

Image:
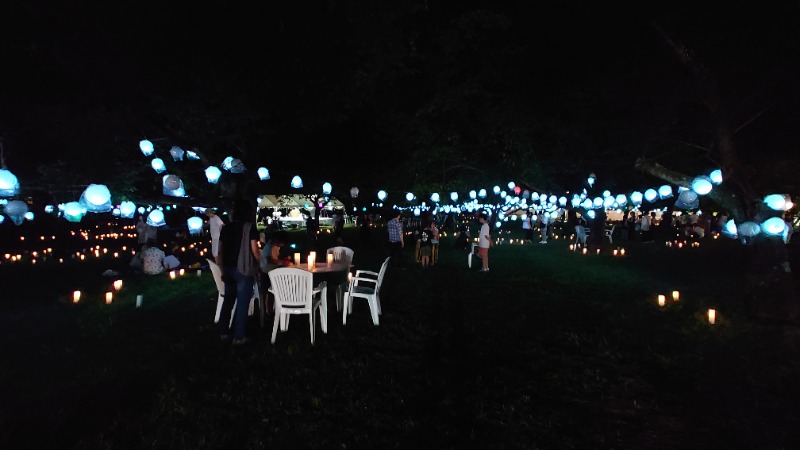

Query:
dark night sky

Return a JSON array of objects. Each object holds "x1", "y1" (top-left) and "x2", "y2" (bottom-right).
[{"x1": 1, "y1": 1, "x2": 799, "y2": 192}]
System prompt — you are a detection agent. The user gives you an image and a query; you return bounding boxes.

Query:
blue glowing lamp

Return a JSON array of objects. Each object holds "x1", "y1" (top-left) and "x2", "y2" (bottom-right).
[
  {"x1": 691, "y1": 176, "x2": 713, "y2": 195},
  {"x1": 531, "y1": 192, "x2": 539, "y2": 201},
  {"x1": 291, "y1": 175, "x2": 303, "y2": 188},
  {"x1": 406, "y1": 192, "x2": 415, "y2": 202},
  {"x1": 80, "y1": 184, "x2": 113, "y2": 213},
  {"x1": 548, "y1": 195, "x2": 557, "y2": 204},
  {"x1": 602, "y1": 190, "x2": 611, "y2": 198},
  {"x1": 709, "y1": 169, "x2": 723, "y2": 184},
  {"x1": 763, "y1": 194, "x2": 790, "y2": 211},
  {"x1": 761, "y1": 217, "x2": 786, "y2": 235},
  {"x1": 162, "y1": 175, "x2": 186, "y2": 197},
  {"x1": 571, "y1": 195, "x2": 581, "y2": 208},
  {"x1": 723, "y1": 219, "x2": 737, "y2": 236},
  {"x1": 593, "y1": 197, "x2": 603, "y2": 208},
  {"x1": 507, "y1": 181, "x2": 516, "y2": 190},
  {"x1": 413, "y1": 207, "x2": 421, "y2": 216},
  {"x1": 322, "y1": 182, "x2": 332, "y2": 195},
  {"x1": 113, "y1": 207, "x2": 121, "y2": 216},
  {"x1": 119, "y1": 201, "x2": 136, "y2": 218},
  {"x1": 493, "y1": 186, "x2": 501, "y2": 195},
  {"x1": 63, "y1": 201, "x2": 85, "y2": 223},
  {"x1": 187, "y1": 216, "x2": 204, "y2": 234},
  {"x1": 587, "y1": 173, "x2": 596, "y2": 187},
  {"x1": 23, "y1": 211, "x2": 33, "y2": 221},
  {"x1": 257, "y1": 167, "x2": 270, "y2": 180},
  {"x1": 139, "y1": 139, "x2": 154, "y2": 156},
  {"x1": 615, "y1": 194, "x2": 627, "y2": 206},
  {"x1": 586, "y1": 210, "x2": 596, "y2": 219},
  {"x1": 147, "y1": 209, "x2": 166, "y2": 227},
  {"x1": 205, "y1": 166, "x2": 222, "y2": 184},
  {"x1": 644, "y1": 189, "x2": 658, "y2": 203},
  {"x1": 186, "y1": 150, "x2": 200, "y2": 160},
  {"x1": 229, "y1": 159, "x2": 246, "y2": 173},
  {"x1": 522, "y1": 190, "x2": 530, "y2": 199},
  {"x1": 4, "y1": 200, "x2": 27, "y2": 225},
  {"x1": 44, "y1": 205, "x2": 55, "y2": 214},
  {"x1": 430, "y1": 193, "x2": 440, "y2": 203},
  {"x1": 0, "y1": 215, "x2": 3, "y2": 224},
  {"x1": 478, "y1": 189, "x2": 487, "y2": 198},
  {"x1": 581, "y1": 199, "x2": 593, "y2": 209},
  {"x1": 658, "y1": 185, "x2": 673, "y2": 199},
  {"x1": 738, "y1": 221, "x2": 761, "y2": 237},
  {"x1": 377, "y1": 190, "x2": 387, "y2": 201},
  {"x1": 0, "y1": 169, "x2": 20, "y2": 197},
  {"x1": 501, "y1": 191, "x2": 508, "y2": 199},
  {"x1": 630, "y1": 191, "x2": 643, "y2": 205},
  {"x1": 222, "y1": 156, "x2": 234, "y2": 171},
  {"x1": 558, "y1": 196, "x2": 567, "y2": 207},
  {"x1": 169, "y1": 146, "x2": 185, "y2": 161},
  {"x1": 603, "y1": 196, "x2": 615, "y2": 209},
  {"x1": 137, "y1": 206, "x2": 146, "y2": 215},
  {"x1": 151, "y1": 158, "x2": 166, "y2": 174},
  {"x1": 450, "y1": 192, "x2": 458, "y2": 202}
]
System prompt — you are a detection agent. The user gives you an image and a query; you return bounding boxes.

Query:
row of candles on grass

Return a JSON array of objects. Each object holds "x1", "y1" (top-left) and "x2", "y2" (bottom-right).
[
  {"x1": 2, "y1": 240, "x2": 209, "y2": 266},
  {"x1": 568, "y1": 244, "x2": 627, "y2": 256},
  {"x1": 72, "y1": 266, "x2": 203, "y2": 305},
  {"x1": 655, "y1": 290, "x2": 717, "y2": 324}
]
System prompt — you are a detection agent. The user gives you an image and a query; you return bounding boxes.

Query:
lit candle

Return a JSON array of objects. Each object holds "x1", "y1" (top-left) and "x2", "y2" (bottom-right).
[
  {"x1": 309, "y1": 251, "x2": 317, "y2": 263},
  {"x1": 569, "y1": 244, "x2": 574, "y2": 251},
  {"x1": 596, "y1": 248, "x2": 601, "y2": 255},
  {"x1": 708, "y1": 308, "x2": 716, "y2": 324},
  {"x1": 327, "y1": 253, "x2": 334, "y2": 266},
  {"x1": 72, "y1": 290, "x2": 81, "y2": 303},
  {"x1": 657, "y1": 294, "x2": 666, "y2": 307},
  {"x1": 294, "y1": 252, "x2": 301, "y2": 265},
  {"x1": 113, "y1": 279, "x2": 123, "y2": 291},
  {"x1": 620, "y1": 248, "x2": 625, "y2": 256},
  {"x1": 179, "y1": 268, "x2": 185, "y2": 276},
  {"x1": 169, "y1": 271, "x2": 176, "y2": 280},
  {"x1": 582, "y1": 248, "x2": 588, "y2": 255},
  {"x1": 197, "y1": 269, "x2": 202, "y2": 277},
  {"x1": 613, "y1": 249, "x2": 618, "y2": 256},
  {"x1": 672, "y1": 291, "x2": 680, "y2": 301},
  {"x1": 307, "y1": 254, "x2": 315, "y2": 270},
  {"x1": 105, "y1": 291, "x2": 113, "y2": 304}
]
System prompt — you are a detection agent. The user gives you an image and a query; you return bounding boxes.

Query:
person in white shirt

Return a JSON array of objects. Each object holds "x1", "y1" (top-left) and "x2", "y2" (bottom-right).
[
  {"x1": 478, "y1": 213, "x2": 492, "y2": 272},
  {"x1": 206, "y1": 208, "x2": 225, "y2": 259}
]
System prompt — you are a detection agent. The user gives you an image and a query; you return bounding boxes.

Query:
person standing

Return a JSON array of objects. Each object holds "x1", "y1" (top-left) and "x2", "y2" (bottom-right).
[
  {"x1": 216, "y1": 199, "x2": 261, "y2": 346},
  {"x1": 522, "y1": 212, "x2": 534, "y2": 242},
  {"x1": 387, "y1": 211, "x2": 405, "y2": 268},
  {"x1": 640, "y1": 210, "x2": 654, "y2": 243},
  {"x1": 418, "y1": 220, "x2": 434, "y2": 269},
  {"x1": 478, "y1": 213, "x2": 492, "y2": 272},
  {"x1": 206, "y1": 208, "x2": 225, "y2": 259},
  {"x1": 136, "y1": 215, "x2": 148, "y2": 245}
]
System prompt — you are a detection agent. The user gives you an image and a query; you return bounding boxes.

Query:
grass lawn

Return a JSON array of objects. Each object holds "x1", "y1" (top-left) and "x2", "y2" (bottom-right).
[{"x1": 1, "y1": 224, "x2": 799, "y2": 449}]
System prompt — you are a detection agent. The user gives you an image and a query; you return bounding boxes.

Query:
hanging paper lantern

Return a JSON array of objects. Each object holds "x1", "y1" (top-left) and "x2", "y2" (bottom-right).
[
  {"x1": 644, "y1": 189, "x2": 658, "y2": 203},
  {"x1": 0, "y1": 169, "x2": 20, "y2": 197},
  {"x1": 162, "y1": 175, "x2": 186, "y2": 197},
  {"x1": 322, "y1": 182, "x2": 332, "y2": 195},
  {"x1": 763, "y1": 194, "x2": 791, "y2": 211},
  {"x1": 147, "y1": 209, "x2": 166, "y2": 227},
  {"x1": 406, "y1": 192, "x2": 415, "y2": 202},
  {"x1": 603, "y1": 197, "x2": 615, "y2": 209},
  {"x1": 44, "y1": 205, "x2": 55, "y2": 214},
  {"x1": 119, "y1": 201, "x2": 136, "y2": 218},
  {"x1": 291, "y1": 175, "x2": 303, "y2": 188},
  {"x1": 571, "y1": 195, "x2": 581, "y2": 208},
  {"x1": 151, "y1": 158, "x2": 166, "y2": 174},
  {"x1": 139, "y1": 139, "x2": 154, "y2": 156},
  {"x1": 737, "y1": 221, "x2": 761, "y2": 237},
  {"x1": 4, "y1": 200, "x2": 28, "y2": 225},
  {"x1": 692, "y1": 176, "x2": 713, "y2": 195},
  {"x1": 493, "y1": 186, "x2": 501, "y2": 195},
  {"x1": 377, "y1": 190, "x2": 387, "y2": 201},
  {"x1": 205, "y1": 166, "x2": 222, "y2": 184},
  {"x1": 615, "y1": 194, "x2": 627, "y2": 206},
  {"x1": 709, "y1": 169, "x2": 723, "y2": 184},
  {"x1": 558, "y1": 196, "x2": 567, "y2": 207},
  {"x1": 230, "y1": 159, "x2": 246, "y2": 173},
  {"x1": 222, "y1": 156, "x2": 234, "y2": 171},
  {"x1": 169, "y1": 146, "x2": 185, "y2": 161},
  {"x1": 80, "y1": 184, "x2": 113, "y2": 213},
  {"x1": 257, "y1": 167, "x2": 270, "y2": 180},
  {"x1": 761, "y1": 217, "x2": 786, "y2": 235},
  {"x1": 24, "y1": 211, "x2": 34, "y2": 221},
  {"x1": 723, "y1": 219, "x2": 737, "y2": 236},
  {"x1": 630, "y1": 191, "x2": 643, "y2": 205},
  {"x1": 658, "y1": 185, "x2": 673, "y2": 199},
  {"x1": 593, "y1": 197, "x2": 603, "y2": 208},
  {"x1": 186, "y1": 150, "x2": 200, "y2": 160},
  {"x1": 63, "y1": 201, "x2": 85, "y2": 223},
  {"x1": 675, "y1": 189, "x2": 699, "y2": 209},
  {"x1": 581, "y1": 199, "x2": 593, "y2": 209},
  {"x1": 187, "y1": 216, "x2": 204, "y2": 234},
  {"x1": 586, "y1": 210, "x2": 596, "y2": 219},
  {"x1": 587, "y1": 173, "x2": 596, "y2": 187},
  {"x1": 450, "y1": 192, "x2": 458, "y2": 202},
  {"x1": 430, "y1": 193, "x2": 440, "y2": 203}
]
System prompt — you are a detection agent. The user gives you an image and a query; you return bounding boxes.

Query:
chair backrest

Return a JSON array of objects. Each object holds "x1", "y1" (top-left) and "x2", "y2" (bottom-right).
[
  {"x1": 605, "y1": 224, "x2": 616, "y2": 236},
  {"x1": 268, "y1": 267, "x2": 315, "y2": 309},
  {"x1": 375, "y1": 257, "x2": 390, "y2": 290},
  {"x1": 207, "y1": 258, "x2": 224, "y2": 293},
  {"x1": 327, "y1": 246, "x2": 354, "y2": 266}
]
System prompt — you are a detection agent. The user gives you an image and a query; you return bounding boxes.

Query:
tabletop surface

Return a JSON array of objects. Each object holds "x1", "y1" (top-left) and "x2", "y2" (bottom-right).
[{"x1": 296, "y1": 261, "x2": 349, "y2": 273}]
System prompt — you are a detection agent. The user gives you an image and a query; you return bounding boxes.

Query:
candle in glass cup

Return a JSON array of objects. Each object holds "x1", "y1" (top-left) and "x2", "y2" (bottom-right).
[
  {"x1": 708, "y1": 308, "x2": 716, "y2": 324},
  {"x1": 307, "y1": 254, "x2": 315, "y2": 270},
  {"x1": 105, "y1": 291, "x2": 113, "y2": 304},
  {"x1": 179, "y1": 268, "x2": 185, "y2": 276},
  {"x1": 113, "y1": 279, "x2": 123, "y2": 291},
  {"x1": 657, "y1": 294, "x2": 666, "y2": 307},
  {"x1": 72, "y1": 290, "x2": 82, "y2": 303},
  {"x1": 672, "y1": 290, "x2": 680, "y2": 301},
  {"x1": 169, "y1": 271, "x2": 176, "y2": 280},
  {"x1": 294, "y1": 252, "x2": 301, "y2": 266},
  {"x1": 327, "y1": 253, "x2": 334, "y2": 266}
]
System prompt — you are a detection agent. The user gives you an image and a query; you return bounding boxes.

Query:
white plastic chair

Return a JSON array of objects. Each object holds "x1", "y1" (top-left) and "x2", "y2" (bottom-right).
[
  {"x1": 268, "y1": 267, "x2": 328, "y2": 345},
  {"x1": 605, "y1": 224, "x2": 616, "y2": 244},
  {"x1": 468, "y1": 243, "x2": 480, "y2": 268},
  {"x1": 326, "y1": 246, "x2": 355, "y2": 311},
  {"x1": 343, "y1": 256, "x2": 389, "y2": 326},
  {"x1": 208, "y1": 258, "x2": 256, "y2": 325}
]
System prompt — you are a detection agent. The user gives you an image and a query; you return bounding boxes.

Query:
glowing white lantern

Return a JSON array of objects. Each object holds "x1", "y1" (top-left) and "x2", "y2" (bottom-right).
[
  {"x1": 658, "y1": 185, "x2": 673, "y2": 199},
  {"x1": 119, "y1": 201, "x2": 136, "y2": 218},
  {"x1": 413, "y1": 207, "x2": 421, "y2": 216},
  {"x1": 691, "y1": 176, "x2": 713, "y2": 195},
  {"x1": 291, "y1": 175, "x2": 303, "y2": 188},
  {"x1": 450, "y1": 192, "x2": 458, "y2": 202},
  {"x1": 140, "y1": 139, "x2": 155, "y2": 156},
  {"x1": 586, "y1": 210, "x2": 596, "y2": 219},
  {"x1": 0, "y1": 169, "x2": 20, "y2": 197},
  {"x1": 187, "y1": 216, "x2": 204, "y2": 234},
  {"x1": 162, "y1": 175, "x2": 186, "y2": 197},
  {"x1": 322, "y1": 182, "x2": 332, "y2": 195},
  {"x1": 587, "y1": 173, "x2": 596, "y2": 187},
  {"x1": 737, "y1": 221, "x2": 761, "y2": 237},
  {"x1": 186, "y1": 150, "x2": 200, "y2": 160},
  {"x1": 80, "y1": 184, "x2": 113, "y2": 213},
  {"x1": 222, "y1": 156, "x2": 234, "y2": 171},
  {"x1": 257, "y1": 167, "x2": 270, "y2": 180},
  {"x1": 430, "y1": 193, "x2": 440, "y2": 203},
  {"x1": 723, "y1": 219, "x2": 738, "y2": 236},
  {"x1": 169, "y1": 146, "x2": 184, "y2": 161},
  {"x1": 205, "y1": 166, "x2": 222, "y2": 184},
  {"x1": 3, "y1": 200, "x2": 27, "y2": 225},
  {"x1": 406, "y1": 192, "x2": 415, "y2": 202},
  {"x1": 478, "y1": 189, "x2": 487, "y2": 198},
  {"x1": 581, "y1": 199, "x2": 593, "y2": 209},
  {"x1": 44, "y1": 205, "x2": 55, "y2": 214},
  {"x1": 644, "y1": 189, "x2": 658, "y2": 203},
  {"x1": 761, "y1": 217, "x2": 787, "y2": 235},
  {"x1": 593, "y1": 197, "x2": 603, "y2": 208},
  {"x1": 675, "y1": 189, "x2": 698, "y2": 209},
  {"x1": 571, "y1": 195, "x2": 581, "y2": 208},
  {"x1": 507, "y1": 181, "x2": 516, "y2": 190},
  {"x1": 558, "y1": 196, "x2": 567, "y2": 207},
  {"x1": 230, "y1": 159, "x2": 245, "y2": 173},
  {"x1": 63, "y1": 201, "x2": 85, "y2": 223},
  {"x1": 377, "y1": 190, "x2": 387, "y2": 201},
  {"x1": 615, "y1": 194, "x2": 627, "y2": 206},
  {"x1": 763, "y1": 194, "x2": 790, "y2": 211},
  {"x1": 603, "y1": 196, "x2": 615, "y2": 209},
  {"x1": 147, "y1": 210, "x2": 166, "y2": 227},
  {"x1": 493, "y1": 186, "x2": 501, "y2": 195},
  {"x1": 709, "y1": 169, "x2": 723, "y2": 184},
  {"x1": 24, "y1": 211, "x2": 33, "y2": 221},
  {"x1": 630, "y1": 191, "x2": 643, "y2": 205},
  {"x1": 151, "y1": 158, "x2": 166, "y2": 174}
]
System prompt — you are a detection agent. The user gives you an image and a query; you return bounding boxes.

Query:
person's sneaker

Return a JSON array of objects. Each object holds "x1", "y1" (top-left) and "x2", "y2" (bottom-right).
[{"x1": 232, "y1": 337, "x2": 249, "y2": 346}]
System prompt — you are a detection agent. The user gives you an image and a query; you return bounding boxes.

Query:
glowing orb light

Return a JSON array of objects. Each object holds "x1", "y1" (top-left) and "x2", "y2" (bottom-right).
[
  {"x1": 169, "y1": 146, "x2": 184, "y2": 161},
  {"x1": 24, "y1": 211, "x2": 34, "y2": 221},
  {"x1": 229, "y1": 159, "x2": 245, "y2": 173},
  {"x1": 406, "y1": 192, "x2": 415, "y2": 202},
  {"x1": 151, "y1": 158, "x2": 166, "y2": 174},
  {"x1": 644, "y1": 188, "x2": 658, "y2": 203},
  {"x1": 257, "y1": 167, "x2": 270, "y2": 180},
  {"x1": 493, "y1": 186, "x2": 501, "y2": 195},
  {"x1": 205, "y1": 166, "x2": 222, "y2": 184},
  {"x1": 291, "y1": 175, "x2": 303, "y2": 188},
  {"x1": 119, "y1": 201, "x2": 136, "y2": 218},
  {"x1": 658, "y1": 185, "x2": 673, "y2": 199},
  {"x1": 692, "y1": 176, "x2": 713, "y2": 195},
  {"x1": 737, "y1": 221, "x2": 761, "y2": 237},
  {"x1": 322, "y1": 182, "x2": 332, "y2": 195},
  {"x1": 615, "y1": 194, "x2": 627, "y2": 206},
  {"x1": 430, "y1": 193, "x2": 440, "y2": 203},
  {"x1": 147, "y1": 209, "x2": 166, "y2": 227},
  {"x1": 222, "y1": 156, "x2": 234, "y2": 171},
  {"x1": 0, "y1": 169, "x2": 20, "y2": 197},
  {"x1": 559, "y1": 196, "x2": 567, "y2": 206},
  {"x1": 450, "y1": 192, "x2": 458, "y2": 202},
  {"x1": 139, "y1": 139, "x2": 154, "y2": 156},
  {"x1": 709, "y1": 169, "x2": 723, "y2": 184},
  {"x1": 630, "y1": 191, "x2": 643, "y2": 205},
  {"x1": 80, "y1": 184, "x2": 113, "y2": 213},
  {"x1": 187, "y1": 216, "x2": 204, "y2": 234},
  {"x1": 478, "y1": 189, "x2": 487, "y2": 198},
  {"x1": 377, "y1": 190, "x2": 387, "y2": 201},
  {"x1": 761, "y1": 217, "x2": 787, "y2": 235},
  {"x1": 63, "y1": 201, "x2": 85, "y2": 223},
  {"x1": 186, "y1": 150, "x2": 200, "y2": 160},
  {"x1": 763, "y1": 194, "x2": 790, "y2": 211}
]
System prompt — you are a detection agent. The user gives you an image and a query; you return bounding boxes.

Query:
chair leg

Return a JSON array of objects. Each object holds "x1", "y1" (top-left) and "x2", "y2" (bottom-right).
[
  {"x1": 214, "y1": 293, "x2": 224, "y2": 323},
  {"x1": 369, "y1": 297, "x2": 380, "y2": 326},
  {"x1": 342, "y1": 292, "x2": 349, "y2": 325},
  {"x1": 309, "y1": 314, "x2": 315, "y2": 345},
  {"x1": 271, "y1": 311, "x2": 281, "y2": 344}
]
